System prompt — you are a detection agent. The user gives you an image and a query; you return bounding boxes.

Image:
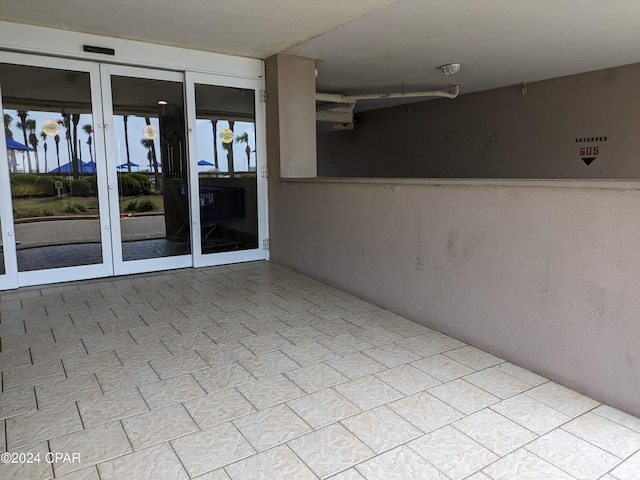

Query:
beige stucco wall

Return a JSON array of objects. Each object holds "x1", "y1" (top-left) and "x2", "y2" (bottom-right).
[
  {"x1": 265, "y1": 54, "x2": 317, "y2": 178},
  {"x1": 269, "y1": 178, "x2": 640, "y2": 416}
]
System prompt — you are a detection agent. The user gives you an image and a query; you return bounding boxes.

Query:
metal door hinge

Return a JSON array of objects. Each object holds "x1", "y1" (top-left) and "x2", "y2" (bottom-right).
[
  {"x1": 263, "y1": 239, "x2": 270, "y2": 251},
  {"x1": 261, "y1": 165, "x2": 268, "y2": 178},
  {"x1": 259, "y1": 90, "x2": 266, "y2": 102}
]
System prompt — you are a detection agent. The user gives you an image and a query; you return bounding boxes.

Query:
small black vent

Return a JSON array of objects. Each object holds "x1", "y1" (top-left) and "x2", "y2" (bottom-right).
[{"x1": 83, "y1": 45, "x2": 115, "y2": 56}]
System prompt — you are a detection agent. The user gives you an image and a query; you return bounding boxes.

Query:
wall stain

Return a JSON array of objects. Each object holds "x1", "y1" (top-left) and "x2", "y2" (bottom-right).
[
  {"x1": 436, "y1": 133, "x2": 459, "y2": 174},
  {"x1": 482, "y1": 132, "x2": 499, "y2": 162}
]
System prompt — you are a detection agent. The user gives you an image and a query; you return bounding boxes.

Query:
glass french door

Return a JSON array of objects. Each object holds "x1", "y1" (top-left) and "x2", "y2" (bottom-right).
[
  {"x1": 186, "y1": 72, "x2": 268, "y2": 267},
  {"x1": 0, "y1": 89, "x2": 17, "y2": 290},
  {"x1": 0, "y1": 54, "x2": 112, "y2": 288},
  {"x1": 100, "y1": 66, "x2": 192, "y2": 276},
  {"x1": 0, "y1": 54, "x2": 267, "y2": 289}
]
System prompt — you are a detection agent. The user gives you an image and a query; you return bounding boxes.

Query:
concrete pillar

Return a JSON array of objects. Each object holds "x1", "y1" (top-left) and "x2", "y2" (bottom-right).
[{"x1": 265, "y1": 54, "x2": 317, "y2": 178}]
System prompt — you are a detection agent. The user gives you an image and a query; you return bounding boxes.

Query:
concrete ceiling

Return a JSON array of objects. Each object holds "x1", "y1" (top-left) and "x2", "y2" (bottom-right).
[{"x1": 1, "y1": 0, "x2": 639, "y2": 111}]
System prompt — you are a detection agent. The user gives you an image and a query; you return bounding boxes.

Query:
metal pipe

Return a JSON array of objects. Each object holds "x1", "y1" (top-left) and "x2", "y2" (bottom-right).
[{"x1": 315, "y1": 84, "x2": 460, "y2": 104}]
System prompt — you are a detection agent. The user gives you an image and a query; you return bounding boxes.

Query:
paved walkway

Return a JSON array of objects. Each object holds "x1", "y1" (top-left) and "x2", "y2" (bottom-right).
[
  {"x1": 0, "y1": 262, "x2": 639, "y2": 479},
  {"x1": 5, "y1": 216, "x2": 182, "y2": 271},
  {"x1": 14, "y1": 216, "x2": 167, "y2": 249}
]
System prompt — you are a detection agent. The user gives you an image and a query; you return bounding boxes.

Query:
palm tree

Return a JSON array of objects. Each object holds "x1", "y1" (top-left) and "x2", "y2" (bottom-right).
[
  {"x1": 4, "y1": 113, "x2": 18, "y2": 172},
  {"x1": 59, "y1": 115, "x2": 73, "y2": 175},
  {"x1": 3, "y1": 112, "x2": 14, "y2": 139},
  {"x1": 211, "y1": 120, "x2": 219, "y2": 170},
  {"x1": 71, "y1": 113, "x2": 80, "y2": 177},
  {"x1": 144, "y1": 117, "x2": 161, "y2": 192},
  {"x1": 123, "y1": 115, "x2": 132, "y2": 173},
  {"x1": 141, "y1": 138, "x2": 154, "y2": 167},
  {"x1": 235, "y1": 131, "x2": 251, "y2": 171},
  {"x1": 26, "y1": 119, "x2": 40, "y2": 173},
  {"x1": 54, "y1": 134, "x2": 61, "y2": 172},
  {"x1": 40, "y1": 131, "x2": 49, "y2": 173},
  {"x1": 82, "y1": 124, "x2": 94, "y2": 164},
  {"x1": 16, "y1": 110, "x2": 33, "y2": 172},
  {"x1": 222, "y1": 120, "x2": 235, "y2": 175}
]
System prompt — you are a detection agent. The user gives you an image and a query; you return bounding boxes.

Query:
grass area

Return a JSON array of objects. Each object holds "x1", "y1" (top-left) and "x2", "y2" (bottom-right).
[
  {"x1": 12, "y1": 195, "x2": 163, "y2": 217},
  {"x1": 12, "y1": 196, "x2": 100, "y2": 211}
]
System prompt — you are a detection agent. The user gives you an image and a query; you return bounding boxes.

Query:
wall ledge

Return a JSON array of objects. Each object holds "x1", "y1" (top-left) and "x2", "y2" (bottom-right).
[{"x1": 279, "y1": 176, "x2": 640, "y2": 190}]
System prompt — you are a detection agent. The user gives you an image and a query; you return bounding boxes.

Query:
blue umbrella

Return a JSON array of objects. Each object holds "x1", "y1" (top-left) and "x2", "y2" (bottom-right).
[
  {"x1": 198, "y1": 160, "x2": 215, "y2": 172},
  {"x1": 147, "y1": 162, "x2": 161, "y2": 168},
  {"x1": 117, "y1": 161, "x2": 139, "y2": 169},
  {"x1": 6, "y1": 137, "x2": 33, "y2": 151},
  {"x1": 50, "y1": 159, "x2": 96, "y2": 174}
]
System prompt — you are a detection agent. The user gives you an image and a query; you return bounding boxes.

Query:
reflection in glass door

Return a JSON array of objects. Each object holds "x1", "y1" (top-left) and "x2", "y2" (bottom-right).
[
  {"x1": 0, "y1": 95, "x2": 16, "y2": 288},
  {"x1": 102, "y1": 68, "x2": 192, "y2": 275},
  {"x1": 1, "y1": 55, "x2": 267, "y2": 289},
  {"x1": 187, "y1": 73, "x2": 267, "y2": 267},
  {"x1": 0, "y1": 59, "x2": 111, "y2": 285},
  {"x1": 194, "y1": 84, "x2": 258, "y2": 255}
]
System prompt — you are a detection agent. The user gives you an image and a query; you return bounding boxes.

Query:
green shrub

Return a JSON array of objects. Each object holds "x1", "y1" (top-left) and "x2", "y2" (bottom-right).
[
  {"x1": 85, "y1": 175, "x2": 98, "y2": 194},
  {"x1": 135, "y1": 199, "x2": 156, "y2": 212},
  {"x1": 10, "y1": 173, "x2": 38, "y2": 185},
  {"x1": 10, "y1": 183, "x2": 39, "y2": 197},
  {"x1": 62, "y1": 202, "x2": 87, "y2": 214},
  {"x1": 70, "y1": 179, "x2": 91, "y2": 197},
  {"x1": 34, "y1": 176, "x2": 57, "y2": 196},
  {"x1": 122, "y1": 198, "x2": 156, "y2": 212},
  {"x1": 118, "y1": 175, "x2": 141, "y2": 196},
  {"x1": 123, "y1": 199, "x2": 139, "y2": 211},
  {"x1": 13, "y1": 208, "x2": 54, "y2": 218},
  {"x1": 125, "y1": 173, "x2": 152, "y2": 194}
]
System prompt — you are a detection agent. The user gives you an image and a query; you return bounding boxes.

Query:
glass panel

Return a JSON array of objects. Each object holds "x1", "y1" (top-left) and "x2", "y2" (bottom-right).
[
  {"x1": 194, "y1": 84, "x2": 258, "y2": 254},
  {"x1": 1, "y1": 63, "x2": 103, "y2": 271},
  {"x1": 110, "y1": 75, "x2": 190, "y2": 261}
]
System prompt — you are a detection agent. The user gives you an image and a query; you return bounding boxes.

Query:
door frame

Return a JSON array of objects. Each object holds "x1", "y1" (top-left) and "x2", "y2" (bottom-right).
[
  {"x1": 0, "y1": 84, "x2": 19, "y2": 290},
  {"x1": 0, "y1": 29, "x2": 268, "y2": 289},
  {"x1": 0, "y1": 51, "x2": 114, "y2": 288},
  {"x1": 185, "y1": 71, "x2": 269, "y2": 268},
  {"x1": 99, "y1": 64, "x2": 193, "y2": 277}
]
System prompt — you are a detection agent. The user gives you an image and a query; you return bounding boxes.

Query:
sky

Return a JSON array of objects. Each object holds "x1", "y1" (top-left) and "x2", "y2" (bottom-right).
[{"x1": 4, "y1": 109, "x2": 256, "y2": 174}]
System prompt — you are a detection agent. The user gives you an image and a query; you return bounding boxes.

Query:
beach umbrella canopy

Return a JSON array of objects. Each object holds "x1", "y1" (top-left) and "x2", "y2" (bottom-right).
[
  {"x1": 49, "y1": 159, "x2": 96, "y2": 174},
  {"x1": 197, "y1": 160, "x2": 214, "y2": 166},
  {"x1": 6, "y1": 137, "x2": 33, "y2": 151},
  {"x1": 117, "y1": 161, "x2": 139, "y2": 169}
]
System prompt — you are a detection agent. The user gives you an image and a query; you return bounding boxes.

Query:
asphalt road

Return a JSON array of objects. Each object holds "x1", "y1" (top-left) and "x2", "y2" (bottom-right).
[{"x1": 13, "y1": 215, "x2": 167, "y2": 249}]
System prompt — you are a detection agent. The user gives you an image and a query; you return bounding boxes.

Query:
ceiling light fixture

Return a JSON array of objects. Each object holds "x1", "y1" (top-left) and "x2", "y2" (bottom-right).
[
  {"x1": 157, "y1": 100, "x2": 168, "y2": 105},
  {"x1": 440, "y1": 63, "x2": 461, "y2": 75}
]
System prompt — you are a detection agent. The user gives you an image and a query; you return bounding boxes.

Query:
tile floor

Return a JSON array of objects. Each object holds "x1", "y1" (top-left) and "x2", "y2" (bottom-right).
[{"x1": 0, "y1": 261, "x2": 639, "y2": 479}]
